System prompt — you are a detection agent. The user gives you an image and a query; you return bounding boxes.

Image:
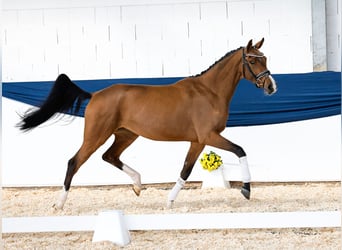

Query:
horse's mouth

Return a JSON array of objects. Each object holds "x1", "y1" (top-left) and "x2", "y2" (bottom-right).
[{"x1": 264, "y1": 75, "x2": 277, "y2": 95}]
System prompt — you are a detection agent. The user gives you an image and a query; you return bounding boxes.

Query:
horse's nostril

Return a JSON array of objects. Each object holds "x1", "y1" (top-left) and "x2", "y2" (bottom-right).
[{"x1": 265, "y1": 84, "x2": 276, "y2": 95}]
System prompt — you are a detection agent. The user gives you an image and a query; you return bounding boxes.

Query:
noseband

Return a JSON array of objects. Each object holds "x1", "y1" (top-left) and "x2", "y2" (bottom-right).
[{"x1": 242, "y1": 49, "x2": 270, "y2": 88}]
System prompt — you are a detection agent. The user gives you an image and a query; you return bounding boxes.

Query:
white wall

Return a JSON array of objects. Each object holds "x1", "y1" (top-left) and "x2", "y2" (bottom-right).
[
  {"x1": 2, "y1": 98, "x2": 340, "y2": 187},
  {"x1": 2, "y1": 0, "x2": 317, "y2": 81}
]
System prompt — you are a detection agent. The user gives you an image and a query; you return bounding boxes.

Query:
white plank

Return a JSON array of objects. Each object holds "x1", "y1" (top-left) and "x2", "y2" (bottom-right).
[
  {"x1": 126, "y1": 211, "x2": 341, "y2": 230},
  {"x1": 2, "y1": 216, "x2": 96, "y2": 233},
  {"x1": 3, "y1": 211, "x2": 340, "y2": 233}
]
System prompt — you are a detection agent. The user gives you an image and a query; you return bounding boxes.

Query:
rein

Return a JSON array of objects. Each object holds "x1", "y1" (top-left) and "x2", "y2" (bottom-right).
[{"x1": 242, "y1": 49, "x2": 270, "y2": 88}]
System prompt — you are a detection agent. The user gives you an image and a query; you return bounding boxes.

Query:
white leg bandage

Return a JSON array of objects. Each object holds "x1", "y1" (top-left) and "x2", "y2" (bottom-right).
[
  {"x1": 168, "y1": 177, "x2": 185, "y2": 203},
  {"x1": 239, "y1": 156, "x2": 251, "y2": 182},
  {"x1": 123, "y1": 164, "x2": 141, "y2": 187},
  {"x1": 53, "y1": 187, "x2": 68, "y2": 210}
]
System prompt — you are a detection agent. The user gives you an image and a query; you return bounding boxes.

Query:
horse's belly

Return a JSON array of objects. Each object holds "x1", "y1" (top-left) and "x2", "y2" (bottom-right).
[{"x1": 125, "y1": 112, "x2": 197, "y2": 141}]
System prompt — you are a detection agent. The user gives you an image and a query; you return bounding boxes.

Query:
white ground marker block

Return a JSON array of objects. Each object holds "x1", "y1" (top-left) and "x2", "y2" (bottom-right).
[
  {"x1": 201, "y1": 167, "x2": 229, "y2": 188},
  {"x1": 92, "y1": 210, "x2": 131, "y2": 246}
]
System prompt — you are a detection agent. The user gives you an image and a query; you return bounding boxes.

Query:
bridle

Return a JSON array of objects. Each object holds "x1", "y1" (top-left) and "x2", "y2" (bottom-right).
[{"x1": 242, "y1": 48, "x2": 270, "y2": 88}]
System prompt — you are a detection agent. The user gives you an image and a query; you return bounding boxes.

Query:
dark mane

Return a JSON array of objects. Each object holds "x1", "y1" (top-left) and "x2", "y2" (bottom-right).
[{"x1": 192, "y1": 47, "x2": 243, "y2": 77}]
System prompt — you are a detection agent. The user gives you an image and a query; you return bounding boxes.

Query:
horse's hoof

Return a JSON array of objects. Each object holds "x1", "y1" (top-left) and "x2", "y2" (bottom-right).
[
  {"x1": 52, "y1": 203, "x2": 63, "y2": 210},
  {"x1": 241, "y1": 183, "x2": 251, "y2": 200},
  {"x1": 133, "y1": 185, "x2": 141, "y2": 196},
  {"x1": 241, "y1": 188, "x2": 250, "y2": 200},
  {"x1": 167, "y1": 200, "x2": 174, "y2": 209}
]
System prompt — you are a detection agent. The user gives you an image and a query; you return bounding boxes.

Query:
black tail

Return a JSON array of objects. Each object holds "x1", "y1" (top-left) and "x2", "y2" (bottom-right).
[{"x1": 18, "y1": 74, "x2": 92, "y2": 131}]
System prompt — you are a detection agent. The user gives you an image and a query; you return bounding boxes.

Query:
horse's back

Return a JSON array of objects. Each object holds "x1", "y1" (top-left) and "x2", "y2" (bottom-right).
[{"x1": 92, "y1": 82, "x2": 186, "y2": 108}]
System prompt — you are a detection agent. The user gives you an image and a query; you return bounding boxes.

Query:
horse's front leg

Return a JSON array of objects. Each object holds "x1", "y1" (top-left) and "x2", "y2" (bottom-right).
[
  {"x1": 206, "y1": 133, "x2": 251, "y2": 200},
  {"x1": 239, "y1": 156, "x2": 251, "y2": 199},
  {"x1": 167, "y1": 142, "x2": 205, "y2": 208}
]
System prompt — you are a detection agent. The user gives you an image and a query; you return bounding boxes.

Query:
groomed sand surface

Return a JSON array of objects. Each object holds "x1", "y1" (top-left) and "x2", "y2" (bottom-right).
[{"x1": 2, "y1": 182, "x2": 341, "y2": 249}]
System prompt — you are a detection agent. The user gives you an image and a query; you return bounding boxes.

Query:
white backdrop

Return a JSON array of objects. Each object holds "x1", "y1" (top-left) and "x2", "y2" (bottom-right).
[{"x1": 2, "y1": 97, "x2": 340, "y2": 187}]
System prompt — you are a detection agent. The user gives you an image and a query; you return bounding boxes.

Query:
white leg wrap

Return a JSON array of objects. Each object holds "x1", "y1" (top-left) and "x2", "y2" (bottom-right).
[
  {"x1": 54, "y1": 187, "x2": 68, "y2": 210},
  {"x1": 168, "y1": 177, "x2": 185, "y2": 202},
  {"x1": 239, "y1": 156, "x2": 251, "y2": 182},
  {"x1": 123, "y1": 164, "x2": 141, "y2": 187}
]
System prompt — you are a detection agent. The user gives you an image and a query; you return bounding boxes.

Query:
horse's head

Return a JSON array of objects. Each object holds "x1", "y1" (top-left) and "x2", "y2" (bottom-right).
[{"x1": 242, "y1": 38, "x2": 277, "y2": 95}]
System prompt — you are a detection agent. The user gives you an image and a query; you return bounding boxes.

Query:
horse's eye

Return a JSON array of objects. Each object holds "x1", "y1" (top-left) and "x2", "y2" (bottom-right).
[{"x1": 250, "y1": 60, "x2": 255, "y2": 65}]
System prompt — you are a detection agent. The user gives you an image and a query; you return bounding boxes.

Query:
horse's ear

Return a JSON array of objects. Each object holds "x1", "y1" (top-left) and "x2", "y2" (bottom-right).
[
  {"x1": 246, "y1": 39, "x2": 253, "y2": 52},
  {"x1": 254, "y1": 38, "x2": 264, "y2": 49}
]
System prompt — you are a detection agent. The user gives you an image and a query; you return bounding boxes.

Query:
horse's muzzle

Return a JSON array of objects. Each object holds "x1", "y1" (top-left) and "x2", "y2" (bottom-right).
[{"x1": 263, "y1": 75, "x2": 277, "y2": 95}]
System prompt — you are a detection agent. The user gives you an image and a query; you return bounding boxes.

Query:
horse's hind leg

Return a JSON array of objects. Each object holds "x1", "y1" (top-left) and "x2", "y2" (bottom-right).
[
  {"x1": 102, "y1": 128, "x2": 141, "y2": 195},
  {"x1": 167, "y1": 142, "x2": 204, "y2": 208},
  {"x1": 53, "y1": 113, "x2": 113, "y2": 210}
]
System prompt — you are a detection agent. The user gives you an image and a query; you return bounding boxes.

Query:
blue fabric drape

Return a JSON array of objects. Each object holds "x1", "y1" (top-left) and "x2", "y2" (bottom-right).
[{"x1": 3, "y1": 71, "x2": 341, "y2": 127}]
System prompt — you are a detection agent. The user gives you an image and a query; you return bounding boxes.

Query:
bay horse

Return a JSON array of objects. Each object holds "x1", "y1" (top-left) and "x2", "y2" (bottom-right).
[{"x1": 19, "y1": 38, "x2": 277, "y2": 209}]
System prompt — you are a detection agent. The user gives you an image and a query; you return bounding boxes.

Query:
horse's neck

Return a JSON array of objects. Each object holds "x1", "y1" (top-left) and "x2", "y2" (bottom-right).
[{"x1": 199, "y1": 50, "x2": 243, "y2": 104}]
